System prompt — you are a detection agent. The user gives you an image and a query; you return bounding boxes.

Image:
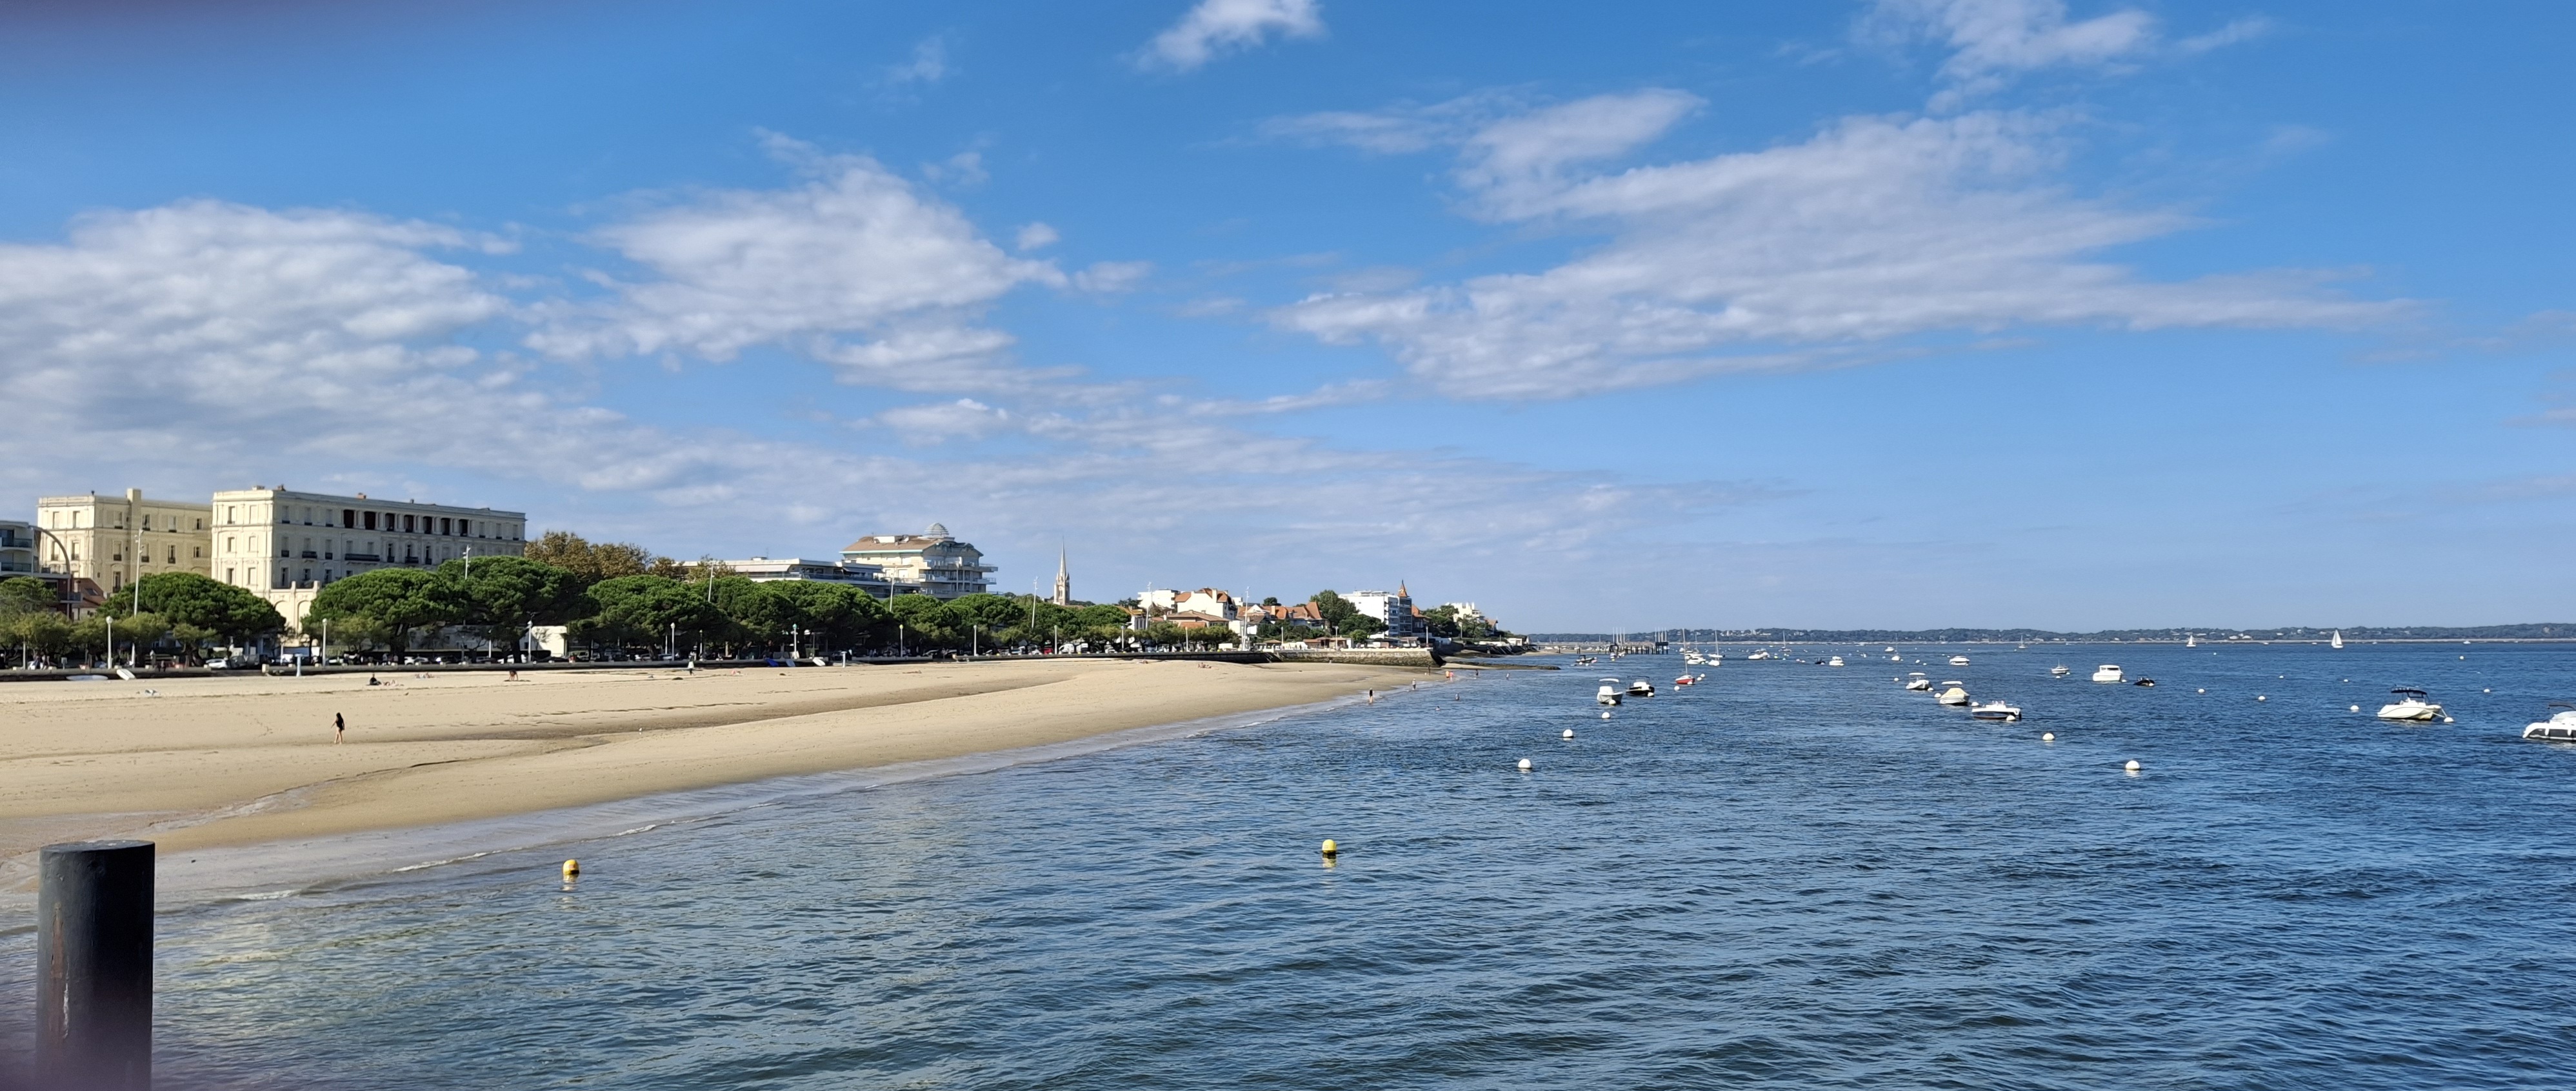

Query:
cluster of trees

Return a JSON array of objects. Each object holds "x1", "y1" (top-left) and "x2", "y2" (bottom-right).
[
  {"x1": 0, "y1": 573, "x2": 286, "y2": 666},
  {"x1": 305, "y1": 532, "x2": 1146, "y2": 656},
  {"x1": 1421, "y1": 604, "x2": 1504, "y2": 641}
]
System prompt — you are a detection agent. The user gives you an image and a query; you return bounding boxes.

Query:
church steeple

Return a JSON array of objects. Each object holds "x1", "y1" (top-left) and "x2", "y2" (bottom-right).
[{"x1": 1051, "y1": 545, "x2": 1071, "y2": 606}]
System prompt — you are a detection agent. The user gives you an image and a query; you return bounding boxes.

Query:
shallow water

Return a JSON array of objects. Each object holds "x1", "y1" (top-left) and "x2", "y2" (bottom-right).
[{"x1": 5, "y1": 643, "x2": 2574, "y2": 1089}]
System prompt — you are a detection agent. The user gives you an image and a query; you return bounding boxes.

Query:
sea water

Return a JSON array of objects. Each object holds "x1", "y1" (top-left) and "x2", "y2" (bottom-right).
[{"x1": 3, "y1": 643, "x2": 2573, "y2": 1088}]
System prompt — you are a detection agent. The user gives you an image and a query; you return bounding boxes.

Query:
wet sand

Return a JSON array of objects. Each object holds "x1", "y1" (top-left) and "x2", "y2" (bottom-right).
[{"x1": 0, "y1": 659, "x2": 1424, "y2": 861}]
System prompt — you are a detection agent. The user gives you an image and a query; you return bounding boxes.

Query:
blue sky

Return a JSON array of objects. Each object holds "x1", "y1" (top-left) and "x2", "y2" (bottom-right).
[{"x1": 3, "y1": 0, "x2": 2570, "y2": 632}]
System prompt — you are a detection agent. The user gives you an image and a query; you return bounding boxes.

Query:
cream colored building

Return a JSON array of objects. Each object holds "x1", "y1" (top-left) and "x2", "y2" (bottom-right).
[
  {"x1": 839, "y1": 523, "x2": 995, "y2": 599},
  {"x1": 34, "y1": 489, "x2": 214, "y2": 607},
  {"x1": 210, "y1": 487, "x2": 527, "y2": 626}
]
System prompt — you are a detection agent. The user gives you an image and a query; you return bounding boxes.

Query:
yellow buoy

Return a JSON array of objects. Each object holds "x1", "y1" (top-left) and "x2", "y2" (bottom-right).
[
  {"x1": 1319, "y1": 839, "x2": 1338, "y2": 856},
  {"x1": 561, "y1": 859, "x2": 580, "y2": 879}
]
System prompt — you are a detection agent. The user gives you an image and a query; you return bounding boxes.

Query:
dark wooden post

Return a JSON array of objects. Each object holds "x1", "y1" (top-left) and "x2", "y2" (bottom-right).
[{"x1": 37, "y1": 839, "x2": 154, "y2": 1091}]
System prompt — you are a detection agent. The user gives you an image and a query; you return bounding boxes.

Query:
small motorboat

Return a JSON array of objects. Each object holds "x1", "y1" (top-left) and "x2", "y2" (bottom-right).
[
  {"x1": 2050, "y1": 665, "x2": 2070, "y2": 677},
  {"x1": 1905, "y1": 673, "x2": 1932, "y2": 692},
  {"x1": 1827, "y1": 656, "x2": 1846, "y2": 667},
  {"x1": 1673, "y1": 674, "x2": 1695, "y2": 686},
  {"x1": 2132, "y1": 678, "x2": 2156, "y2": 687},
  {"x1": 1626, "y1": 679, "x2": 1656, "y2": 698},
  {"x1": 2526, "y1": 703, "x2": 2576, "y2": 741},
  {"x1": 1888, "y1": 654, "x2": 1901, "y2": 661},
  {"x1": 1949, "y1": 655, "x2": 1972, "y2": 666},
  {"x1": 2377, "y1": 688, "x2": 2442, "y2": 722},
  {"x1": 2090, "y1": 665, "x2": 2124, "y2": 683},
  {"x1": 1595, "y1": 679, "x2": 1622, "y2": 706},
  {"x1": 1573, "y1": 656, "x2": 1597, "y2": 666},
  {"x1": 1748, "y1": 650, "x2": 1771, "y2": 661},
  {"x1": 1936, "y1": 683, "x2": 1970, "y2": 706},
  {"x1": 1970, "y1": 700, "x2": 2022, "y2": 722}
]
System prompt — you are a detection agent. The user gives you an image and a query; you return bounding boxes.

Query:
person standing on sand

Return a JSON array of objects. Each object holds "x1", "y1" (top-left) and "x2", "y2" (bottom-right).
[{"x1": 335, "y1": 712, "x2": 346, "y2": 744}]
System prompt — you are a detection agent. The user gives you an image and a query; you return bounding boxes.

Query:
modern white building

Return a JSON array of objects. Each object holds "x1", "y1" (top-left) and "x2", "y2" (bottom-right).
[
  {"x1": 210, "y1": 487, "x2": 527, "y2": 626},
  {"x1": 677, "y1": 557, "x2": 892, "y2": 597},
  {"x1": 32, "y1": 489, "x2": 214, "y2": 607},
  {"x1": 1346, "y1": 584, "x2": 1428, "y2": 640},
  {"x1": 839, "y1": 523, "x2": 995, "y2": 599},
  {"x1": 0, "y1": 519, "x2": 35, "y2": 579}
]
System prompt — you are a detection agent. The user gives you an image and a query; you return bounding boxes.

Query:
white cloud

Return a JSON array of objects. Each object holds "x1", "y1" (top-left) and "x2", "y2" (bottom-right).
[
  {"x1": 1259, "y1": 91, "x2": 1523, "y2": 154},
  {"x1": 886, "y1": 36, "x2": 948, "y2": 85},
  {"x1": 1865, "y1": 1, "x2": 2266, "y2": 108},
  {"x1": 1072, "y1": 260, "x2": 1153, "y2": 294},
  {"x1": 2178, "y1": 17, "x2": 2271, "y2": 54},
  {"x1": 530, "y1": 134, "x2": 1061, "y2": 390},
  {"x1": 1141, "y1": 0, "x2": 1323, "y2": 72},
  {"x1": 1015, "y1": 221, "x2": 1061, "y2": 251},
  {"x1": 873, "y1": 398, "x2": 1014, "y2": 445},
  {"x1": 1274, "y1": 102, "x2": 2407, "y2": 399}
]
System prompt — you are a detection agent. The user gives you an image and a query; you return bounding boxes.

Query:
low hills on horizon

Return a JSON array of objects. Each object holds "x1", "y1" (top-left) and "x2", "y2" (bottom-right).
[{"x1": 1528, "y1": 624, "x2": 2576, "y2": 643}]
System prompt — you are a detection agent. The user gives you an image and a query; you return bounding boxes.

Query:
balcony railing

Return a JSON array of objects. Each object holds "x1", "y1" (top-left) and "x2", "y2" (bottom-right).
[{"x1": 344, "y1": 553, "x2": 381, "y2": 563}]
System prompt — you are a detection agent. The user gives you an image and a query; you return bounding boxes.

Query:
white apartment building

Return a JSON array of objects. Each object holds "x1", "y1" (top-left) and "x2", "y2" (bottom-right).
[
  {"x1": 1347, "y1": 584, "x2": 1428, "y2": 640},
  {"x1": 839, "y1": 523, "x2": 995, "y2": 599},
  {"x1": 1139, "y1": 587, "x2": 1240, "y2": 619},
  {"x1": 0, "y1": 518, "x2": 35, "y2": 579},
  {"x1": 210, "y1": 487, "x2": 526, "y2": 626},
  {"x1": 33, "y1": 489, "x2": 214, "y2": 606}
]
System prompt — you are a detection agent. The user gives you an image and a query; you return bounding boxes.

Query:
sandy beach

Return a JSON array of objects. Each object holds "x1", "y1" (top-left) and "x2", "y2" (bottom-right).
[{"x1": 0, "y1": 659, "x2": 1425, "y2": 864}]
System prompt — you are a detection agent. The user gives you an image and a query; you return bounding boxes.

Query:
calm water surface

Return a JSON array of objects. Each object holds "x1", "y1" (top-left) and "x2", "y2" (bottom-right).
[{"x1": 5, "y1": 643, "x2": 2575, "y2": 1088}]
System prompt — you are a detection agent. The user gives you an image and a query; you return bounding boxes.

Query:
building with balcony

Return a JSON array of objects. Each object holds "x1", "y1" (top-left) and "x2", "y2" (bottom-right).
[
  {"x1": 1347, "y1": 584, "x2": 1429, "y2": 641},
  {"x1": 0, "y1": 518, "x2": 34, "y2": 578},
  {"x1": 839, "y1": 523, "x2": 995, "y2": 599},
  {"x1": 34, "y1": 489, "x2": 214, "y2": 609},
  {"x1": 677, "y1": 557, "x2": 893, "y2": 597},
  {"x1": 210, "y1": 486, "x2": 527, "y2": 626}
]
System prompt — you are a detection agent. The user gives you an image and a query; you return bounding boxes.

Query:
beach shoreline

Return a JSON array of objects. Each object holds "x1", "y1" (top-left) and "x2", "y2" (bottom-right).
[{"x1": 0, "y1": 658, "x2": 1430, "y2": 889}]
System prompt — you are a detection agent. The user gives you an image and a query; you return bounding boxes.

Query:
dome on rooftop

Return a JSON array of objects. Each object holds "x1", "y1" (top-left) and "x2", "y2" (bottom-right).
[{"x1": 924, "y1": 522, "x2": 950, "y2": 537}]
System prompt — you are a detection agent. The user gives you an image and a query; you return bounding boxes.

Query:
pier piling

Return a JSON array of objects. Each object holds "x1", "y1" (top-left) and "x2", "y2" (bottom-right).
[{"x1": 37, "y1": 839, "x2": 154, "y2": 1091}]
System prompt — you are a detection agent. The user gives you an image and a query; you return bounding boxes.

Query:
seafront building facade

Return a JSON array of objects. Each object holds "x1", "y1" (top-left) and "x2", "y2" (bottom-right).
[
  {"x1": 33, "y1": 489, "x2": 214, "y2": 608},
  {"x1": 210, "y1": 487, "x2": 527, "y2": 625},
  {"x1": 1348, "y1": 584, "x2": 1429, "y2": 640},
  {"x1": 678, "y1": 557, "x2": 893, "y2": 597},
  {"x1": 839, "y1": 523, "x2": 995, "y2": 599},
  {"x1": 0, "y1": 519, "x2": 34, "y2": 578}
]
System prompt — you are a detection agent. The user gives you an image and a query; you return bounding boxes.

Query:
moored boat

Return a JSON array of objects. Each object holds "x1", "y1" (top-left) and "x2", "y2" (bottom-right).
[
  {"x1": 1936, "y1": 683, "x2": 1970, "y2": 706},
  {"x1": 1596, "y1": 679, "x2": 1622, "y2": 706},
  {"x1": 2090, "y1": 665, "x2": 2124, "y2": 683},
  {"x1": 1969, "y1": 700, "x2": 2022, "y2": 722},
  {"x1": 2377, "y1": 688, "x2": 2443, "y2": 722},
  {"x1": 2526, "y1": 703, "x2": 2576, "y2": 741}
]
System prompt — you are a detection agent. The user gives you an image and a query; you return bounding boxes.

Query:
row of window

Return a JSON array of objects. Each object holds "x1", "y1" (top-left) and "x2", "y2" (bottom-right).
[
  {"x1": 41, "y1": 511, "x2": 206, "y2": 532},
  {"x1": 227, "y1": 503, "x2": 519, "y2": 541},
  {"x1": 43, "y1": 544, "x2": 199, "y2": 563}
]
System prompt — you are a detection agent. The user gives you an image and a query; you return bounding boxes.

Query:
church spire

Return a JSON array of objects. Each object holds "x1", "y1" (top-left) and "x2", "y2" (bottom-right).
[{"x1": 1051, "y1": 545, "x2": 1072, "y2": 606}]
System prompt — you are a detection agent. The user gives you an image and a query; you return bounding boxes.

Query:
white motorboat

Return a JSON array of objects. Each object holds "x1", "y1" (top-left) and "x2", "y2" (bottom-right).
[
  {"x1": 1626, "y1": 679, "x2": 1656, "y2": 698},
  {"x1": 1949, "y1": 655, "x2": 1972, "y2": 666},
  {"x1": 2090, "y1": 665, "x2": 2124, "y2": 683},
  {"x1": 1904, "y1": 673, "x2": 1933, "y2": 692},
  {"x1": 2526, "y1": 703, "x2": 2576, "y2": 741},
  {"x1": 1748, "y1": 650, "x2": 1771, "y2": 661},
  {"x1": 1969, "y1": 701, "x2": 2022, "y2": 722},
  {"x1": 1827, "y1": 656, "x2": 1846, "y2": 667},
  {"x1": 2050, "y1": 665, "x2": 2071, "y2": 677},
  {"x1": 2377, "y1": 688, "x2": 2442, "y2": 722},
  {"x1": 1936, "y1": 683, "x2": 1970, "y2": 706},
  {"x1": 1596, "y1": 679, "x2": 1622, "y2": 706}
]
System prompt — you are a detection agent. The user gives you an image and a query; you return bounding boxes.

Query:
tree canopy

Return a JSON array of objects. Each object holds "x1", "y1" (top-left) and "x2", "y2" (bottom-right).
[
  {"x1": 523, "y1": 530, "x2": 659, "y2": 585},
  {"x1": 98, "y1": 572, "x2": 285, "y2": 643},
  {"x1": 307, "y1": 568, "x2": 463, "y2": 651}
]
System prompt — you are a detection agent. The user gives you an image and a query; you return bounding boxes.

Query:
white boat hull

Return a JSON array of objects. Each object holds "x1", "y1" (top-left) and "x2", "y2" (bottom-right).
[{"x1": 2376, "y1": 701, "x2": 2441, "y2": 721}]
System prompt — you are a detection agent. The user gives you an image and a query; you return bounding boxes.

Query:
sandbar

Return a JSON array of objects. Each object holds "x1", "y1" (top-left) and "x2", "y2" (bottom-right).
[{"x1": 0, "y1": 659, "x2": 1427, "y2": 866}]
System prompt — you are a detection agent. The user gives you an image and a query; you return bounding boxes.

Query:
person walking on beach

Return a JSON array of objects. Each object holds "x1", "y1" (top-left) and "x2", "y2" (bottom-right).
[{"x1": 334, "y1": 712, "x2": 346, "y2": 744}]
